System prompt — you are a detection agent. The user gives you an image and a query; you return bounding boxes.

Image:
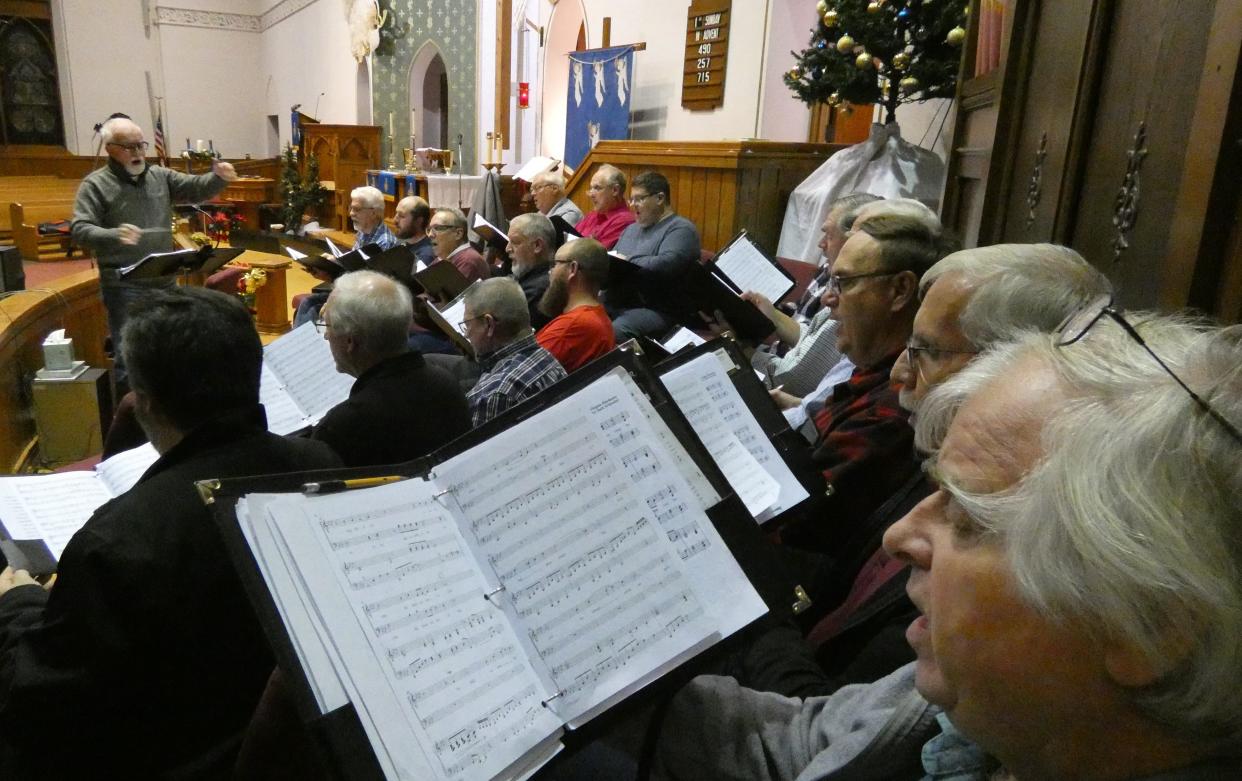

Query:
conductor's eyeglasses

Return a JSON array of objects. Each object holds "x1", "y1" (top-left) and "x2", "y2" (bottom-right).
[{"x1": 107, "y1": 141, "x2": 149, "y2": 153}]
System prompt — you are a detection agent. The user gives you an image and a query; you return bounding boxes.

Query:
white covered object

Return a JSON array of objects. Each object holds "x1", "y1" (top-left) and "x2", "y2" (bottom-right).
[{"x1": 777, "y1": 123, "x2": 946, "y2": 264}]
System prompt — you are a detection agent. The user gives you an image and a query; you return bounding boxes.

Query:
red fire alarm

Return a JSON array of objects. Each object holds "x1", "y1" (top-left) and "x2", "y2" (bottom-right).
[{"x1": 518, "y1": 82, "x2": 530, "y2": 109}]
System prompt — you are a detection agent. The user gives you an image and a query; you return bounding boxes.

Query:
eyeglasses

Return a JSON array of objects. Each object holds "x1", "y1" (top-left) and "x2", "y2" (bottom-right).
[
  {"x1": 313, "y1": 316, "x2": 329, "y2": 334},
  {"x1": 107, "y1": 141, "x2": 149, "y2": 152},
  {"x1": 552, "y1": 259, "x2": 576, "y2": 267},
  {"x1": 628, "y1": 192, "x2": 657, "y2": 205},
  {"x1": 1058, "y1": 296, "x2": 1242, "y2": 445},
  {"x1": 828, "y1": 269, "x2": 900, "y2": 294},
  {"x1": 904, "y1": 340, "x2": 977, "y2": 367},
  {"x1": 430, "y1": 224, "x2": 458, "y2": 233},
  {"x1": 458, "y1": 313, "x2": 489, "y2": 333}
]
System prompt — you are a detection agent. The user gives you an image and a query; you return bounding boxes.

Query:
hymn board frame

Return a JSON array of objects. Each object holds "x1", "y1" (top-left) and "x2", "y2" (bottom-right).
[
  {"x1": 682, "y1": 0, "x2": 731, "y2": 111},
  {"x1": 202, "y1": 347, "x2": 791, "y2": 780}
]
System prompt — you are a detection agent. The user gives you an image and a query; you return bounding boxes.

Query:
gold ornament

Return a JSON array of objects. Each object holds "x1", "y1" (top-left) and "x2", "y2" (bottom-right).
[
  {"x1": 900, "y1": 76, "x2": 920, "y2": 92},
  {"x1": 787, "y1": 68, "x2": 800, "y2": 80},
  {"x1": 855, "y1": 52, "x2": 873, "y2": 70},
  {"x1": 827, "y1": 92, "x2": 842, "y2": 106},
  {"x1": 823, "y1": 10, "x2": 838, "y2": 27},
  {"x1": 867, "y1": 1, "x2": 881, "y2": 13},
  {"x1": 946, "y1": 26, "x2": 966, "y2": 46},
  {"x1": 816, "y1": 0, "x2": 828, "y2": 13},
  {"x1": 836, "y1": 34, "x2": 854, "y2": 53},
  {"x1": 892, "y1": 51, "x2": 910, "y2": 69}
]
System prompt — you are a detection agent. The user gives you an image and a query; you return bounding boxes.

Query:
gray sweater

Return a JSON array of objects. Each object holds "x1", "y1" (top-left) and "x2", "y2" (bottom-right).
[
  {"x1": 609, "y1": 213, "x2": 701, "y2": 315},
  {"x1": 71, "y1": 159, "x2": 227, "y2": 277}
]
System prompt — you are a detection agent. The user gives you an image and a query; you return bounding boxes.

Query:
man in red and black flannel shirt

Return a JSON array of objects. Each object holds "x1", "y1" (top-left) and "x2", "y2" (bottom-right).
[{"x1": 779, "y1": 211, "x2": 951, "y2": 554}]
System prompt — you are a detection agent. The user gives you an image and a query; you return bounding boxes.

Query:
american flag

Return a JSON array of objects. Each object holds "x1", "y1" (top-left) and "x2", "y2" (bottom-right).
[{"x1": 153, "y1": 107, "x2": 167, "y2": 166}]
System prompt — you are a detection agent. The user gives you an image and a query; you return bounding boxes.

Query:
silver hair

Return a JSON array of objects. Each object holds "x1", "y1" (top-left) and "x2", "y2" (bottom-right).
[
  {"x1": 100, "y1": 117, "x2": 139, "y2": 145},
  {"x1": 916, "y1": 317, "x2": 1242, "y2": 745},
  {"x1": 508, "y1": 213, "x2": 556, "y2": 259},
  {"x1": 326, "y1": 270, "x2": 413, "y2": 357},
  {"x1": 855, "y1": 197, "x2": 942, "y2": 236},
  {"x1": 350, "y1": 186, "x2": 385, "y2": 211},
  {"x1": 533, "y1": 171, "x2": 566, "y2": 190},
  {"x1": 464, "y1": 277, "x2": 530, "y2": 339},
  {"x1": 433, "y1": 206, "x2": 468, "y2": 233},
  {"x1": 595, "y1": 164, "x2": 627, "y2": 192},
  {"x1": 920, "y1": 244, "x2": 1113, "y2": 349},
  {"x1": 829, "y1": 192, "x2": 883, "y2": 233}
]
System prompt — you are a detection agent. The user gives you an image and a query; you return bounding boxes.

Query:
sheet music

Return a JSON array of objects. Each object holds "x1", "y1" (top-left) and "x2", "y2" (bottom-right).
[
  {"x1": 262, "y1": 322, "x2": 354, "y2": 425},
  {"x1": 513, "y1": 156, "x2": 558, "y2": 182},
  {"x1": 0, "y1": 473, "x2": 112, "y2": 560},
  {"x1": 438, "y1": 297, "x2": 469, "y2": 337},
  {"x1": 715, "y1": 236, "x2": 793, "y2": 303},
  {"x1": 433, "y1": 372, "x2": 717, "y2": 723},
  {"x1": 660, "y1": 327, "x2": 706, "y2": 353},
  {"x1": 270, "y1": 481, "x2": 559, "y2": 781},
  {"x1": 472, "y1": 213, "x2": 509, "y2": 244},
  {"x1": 260, "y1": 363, "x2": 310, "y2": 435},
  {"x1": 325, "y1": 237, "x2": 343, "y2": 258},
  {"x1": 415, "y1": 259, "x2": 428, "y2": 273},
  {"x1": 94, "y1": 443, "x2": 159, "y2": 497},
  {"x1": 660, "y1": 353, "x2": 810, "y2": 524},
  {"x1": 713, "y1": 434, "x2": 781, "y2": 517},
  {"x1": 285, "y1": 247, "x2": 308, "y2": 260}
]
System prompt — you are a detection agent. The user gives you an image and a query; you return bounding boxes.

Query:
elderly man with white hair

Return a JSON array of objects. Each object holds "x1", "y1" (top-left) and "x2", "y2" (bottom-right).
[
  {"x1": 652, "y1": 311, "x2": 1242, "y2": 780},
  {"x1": 71, "y1": 115, "x2": 238, "y2": 385},
  {"x1": 348, "y1": 185, "x2": 398, "y2": 250},
  {"x1": 531, "y1": 170, "x2": 583, "y2": 227},
  {"x1": 312, "y1": 270, "x2": 470, "y2": 467}
]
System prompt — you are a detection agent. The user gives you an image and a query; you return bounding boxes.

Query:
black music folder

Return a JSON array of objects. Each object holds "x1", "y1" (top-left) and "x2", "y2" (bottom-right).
[
  {"x1": 118, "y1": 245, "x2": 245, "y2": 280},
  {"x1": 228, "y1": 228, "x2": 284, "y2": 255},
  {"x1": 654, "y1": 337, "x2": 819, "y2": 526},
  {"x1": 683, "y1": 262, "x2": 777, "y2": 341},
  {"x1": 203, "y1": 349, "x2": 791, "y2": 781}
]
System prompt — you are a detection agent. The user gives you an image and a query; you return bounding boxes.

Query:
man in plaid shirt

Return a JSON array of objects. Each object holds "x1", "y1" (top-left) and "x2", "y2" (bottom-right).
[
  {"x1": 780, "y1": 211, "x2": 952, "y2": 553},
  {"x1": 462, "y1": 277, "x2": 568, "y2": 426}
]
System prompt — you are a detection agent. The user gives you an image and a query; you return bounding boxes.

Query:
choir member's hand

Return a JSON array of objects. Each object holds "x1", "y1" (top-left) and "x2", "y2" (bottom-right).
[
  {"x1": 740, "y1": 291, "x2": 777, "y2": 323},
  {"x1": 769, "y1": 386, "x2": 802, "y2": 411},
  {"x1": 212, "y1": 158, "x2": 239, "y2": 182},
  {"x1": 698, "y1": 309, "x2": 732, "y2": 337},
  {"x1": 116, "y1": 223, "x2": 142, "y2": 245},
  {"x1": 0, "y1": 566, "x2": 40, "y2": 597}
]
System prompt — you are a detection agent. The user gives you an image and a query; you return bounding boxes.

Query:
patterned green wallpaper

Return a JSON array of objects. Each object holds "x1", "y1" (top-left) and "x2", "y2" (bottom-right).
[{"x1": 372, "y1": 0, "x2": 477, "y2": 172}]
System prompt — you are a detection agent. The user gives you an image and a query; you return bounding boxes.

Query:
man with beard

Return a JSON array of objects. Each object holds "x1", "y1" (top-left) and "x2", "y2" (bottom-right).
[
  {"x1": 505, "y1": 212, "x2": 555, "y2": 330},
  {"x1": 536, "y1": 238, "x2": 615, "y2": 372},
  {"x1": 71, "y1": 115, "x2": 238, "y2": 385},
  {"x1": 393, "y1": 194, "x2": 435, "y2": 267}
]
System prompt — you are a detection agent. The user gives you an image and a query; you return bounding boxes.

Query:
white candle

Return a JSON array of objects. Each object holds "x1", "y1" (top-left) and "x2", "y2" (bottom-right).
[
  {"x1": 388, "y1": 112, "x2": 394, "y2": 129},
  {"x1": 196, "y1": 139, "x2": 205, "y2": 152}
]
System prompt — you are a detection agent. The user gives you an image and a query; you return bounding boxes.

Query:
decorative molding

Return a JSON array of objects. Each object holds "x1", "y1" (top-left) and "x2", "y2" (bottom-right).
[
  {"x1": 1024, "y1": 131, "x2": 1048, "y2": 231},
  {"x1": 153, "y1": 6, "x2": 262, "y2": 32},
  {"x1": 1111, "y1": 122, "x2": 1148, "y2": 264},
  {"x1": 260, "y1": 0, "x2": 320, "y2": 30}
]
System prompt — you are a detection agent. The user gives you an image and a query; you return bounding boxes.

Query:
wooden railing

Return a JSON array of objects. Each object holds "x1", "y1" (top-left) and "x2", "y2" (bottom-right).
[
  {"x1": 565, "y1": 140, "x2": 846, "y2": 254},
  {"x1": 0, "y1": 146, "x2": 281, "y2": 181},
  {"x1": 0, "y1": 270, "x2": 108, "y2": 472}
]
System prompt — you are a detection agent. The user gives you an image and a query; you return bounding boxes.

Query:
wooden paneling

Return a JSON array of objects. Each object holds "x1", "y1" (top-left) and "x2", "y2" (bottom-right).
[
  {"x1": 0, "y1": 269, "x2": 106, "y2": 472},
  {"x1": 0, "y1": 148, "x2": 280, "y2": 180},
  {"x1": 300, "y1": 124, "x2": 382, "y2": 231},
  {"x1": 564, "y1": 140, "x2": 845, "y2": 254}
]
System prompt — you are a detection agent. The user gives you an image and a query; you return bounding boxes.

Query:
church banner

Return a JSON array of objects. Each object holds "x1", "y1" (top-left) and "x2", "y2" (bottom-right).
[{"x1": 565, "y1": 46, "x2": 635, "y2": 170}]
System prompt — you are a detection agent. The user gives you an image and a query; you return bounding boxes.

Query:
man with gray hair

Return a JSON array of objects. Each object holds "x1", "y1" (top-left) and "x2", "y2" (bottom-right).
[
  {"x1": 531, "y1": 170, "x2": 583, "y2": 226},
  {"x1": 505, "y1": 212, "x2": 556, "y2": 330},
  {"x1": 71, "y1": 115, "x2": 238, "y2": 385},
  {"x1": 348, "y1": 185, "x2": 398, "y2": 250},
  {"x1": 653, "y1": 311, "x2": 1242, "y2": 780},
  {"x1": 428, "y1": 206, "x2": 489, "y2": 283},
  {"x1": 575, "y1": 164, "x2": 635, "y2": 249},
  {"x1": 461, "y1": 277, "x2": 567, "y2": 426},
  {"x1": 313, "y1": 270, "x2": 470, "y2": 466}
]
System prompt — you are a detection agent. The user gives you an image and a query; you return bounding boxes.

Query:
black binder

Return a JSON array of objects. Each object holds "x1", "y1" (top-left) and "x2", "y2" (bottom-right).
[
  {"x1": 682, "y1": 262, "x2": 777, "y2": 341},
  {"x1": 654, "y1": 337, "x2": 822, "y2": 529},
  {"x1": 201, "y1": 347, "x2": 793, "y2": 781},
  {"x1": 118, "y1": 245, "x2": 246, "y2": 280},
  {"x1": 228, "y1": 228, "x2": 284, "y2": 255}
]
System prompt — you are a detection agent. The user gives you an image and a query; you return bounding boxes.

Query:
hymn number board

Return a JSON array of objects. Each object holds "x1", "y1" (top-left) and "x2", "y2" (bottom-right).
[{"x1": 682, "y1": 0, "x2": 731, "y2": 111}]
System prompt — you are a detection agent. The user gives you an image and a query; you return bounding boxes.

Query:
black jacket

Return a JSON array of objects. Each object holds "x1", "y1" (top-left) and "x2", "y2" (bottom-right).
[
  {"x1": 312, "y1": 351, "x2": 471, "y2": 467},
  {"x1": 0, "y1": 405, "x2": 341, "y2": 777}
]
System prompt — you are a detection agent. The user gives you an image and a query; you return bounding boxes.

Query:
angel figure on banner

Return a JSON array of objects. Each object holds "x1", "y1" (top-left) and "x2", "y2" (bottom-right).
[
  {"x1": 587, "y1": 122, "x2": 601, "y2": 150},
  {"x1": 616, "y1": 57, "x2": 629, "y2": 105},
  {"x1": 593, "y1": 61, "x2": 606, "y2": 107},
  {"x1": 573, "y1": 61, "x2": 584, "y2": 107}
]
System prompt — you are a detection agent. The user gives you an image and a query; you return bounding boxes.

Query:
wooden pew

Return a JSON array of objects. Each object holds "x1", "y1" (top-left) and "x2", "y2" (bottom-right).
[
  {"x1": 0, "y1": 179, "x2": 80, "y2": 238},
  {"x1": 10, "y1": 200, "x2": 77, "y2": 261}
]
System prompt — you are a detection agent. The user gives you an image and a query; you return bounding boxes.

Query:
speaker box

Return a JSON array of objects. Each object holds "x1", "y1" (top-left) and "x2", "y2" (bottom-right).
[{"x1": 0, "y1": 245, "x2": 24, "y2": 292}]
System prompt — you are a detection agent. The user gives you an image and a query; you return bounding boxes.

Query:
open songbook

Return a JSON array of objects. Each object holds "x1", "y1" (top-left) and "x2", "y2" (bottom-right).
[
  {"x1": 0, "y1": 443, "x2": 158, "y2": 566},
  {"x1": 711, "y1": 230, "x2": 796, "y2": 304},
  {"x1": 655, "y1": 339, "x2": 814, "y2": 524},
  {"x1": 259, "y1": 322, "x2": 354, "y2": 435},
  {"x1": 205, "y1": 351, "x2": 786, "y2": 781}
]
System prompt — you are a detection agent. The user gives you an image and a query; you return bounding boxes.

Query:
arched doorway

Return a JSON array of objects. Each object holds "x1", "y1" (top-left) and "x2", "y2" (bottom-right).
[
  {"x1": 540, "y1": 1, "x2": 588, "y2": 162},
  {"x1": 408, "y1": 42, "x2": 448, "y2": 150}
]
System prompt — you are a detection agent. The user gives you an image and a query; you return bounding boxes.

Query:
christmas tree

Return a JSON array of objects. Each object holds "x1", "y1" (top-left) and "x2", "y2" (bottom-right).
[
  {"x1": 786, "y1": 0, "x2": 967, "y2": 124},
  {"x1": 278, "y1": 144, "x2": 330, "y2": 230}
]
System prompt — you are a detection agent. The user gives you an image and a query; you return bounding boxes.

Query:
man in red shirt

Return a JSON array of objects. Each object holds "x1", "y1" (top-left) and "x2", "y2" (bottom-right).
[
  {"x1": 574, "y1": 164, "x2": 636, "y2": 249},
  {"x1": 536, "y1": 238, "x2": 616, "y2": 372}
]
